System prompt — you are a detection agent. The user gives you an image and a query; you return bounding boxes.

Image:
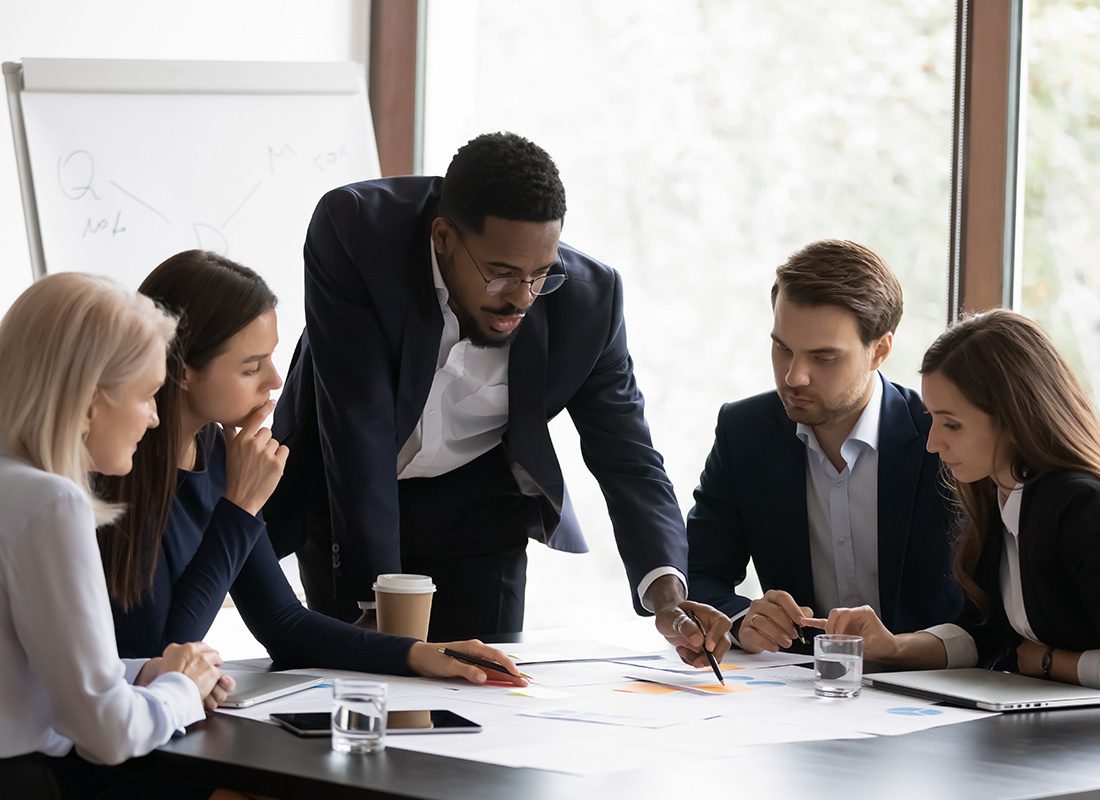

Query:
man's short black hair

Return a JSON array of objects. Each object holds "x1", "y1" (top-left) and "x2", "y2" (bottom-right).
[{"x1": 439, "y1": 132, "x2": 567, "y2": 233}]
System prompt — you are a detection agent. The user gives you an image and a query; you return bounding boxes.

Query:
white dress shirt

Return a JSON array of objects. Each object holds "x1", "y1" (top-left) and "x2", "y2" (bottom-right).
[
  {"x1": 797, "y1": 372, "x2": 884, "y2": 616},
  {"x1": 925, "y1": 483, "x2": 1100, "y2": 688},
  {"x1": 393, "y1": 241, "x2": 684, "y2": 608},
  {"x1": 0, "y1": 450, "x2": 204, "y2": 764},
  {"x1": 397, "y1": 244, "x2": 511, "y2": 479}
]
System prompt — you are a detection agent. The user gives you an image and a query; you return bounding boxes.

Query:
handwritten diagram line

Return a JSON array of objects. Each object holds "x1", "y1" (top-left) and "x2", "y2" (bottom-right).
[
  {"x1": 222, "y1": 180, "x2": 264, "y2": 229},
  {"x1": 109, "y1": 180, "x2": 170, "y2": 224}
]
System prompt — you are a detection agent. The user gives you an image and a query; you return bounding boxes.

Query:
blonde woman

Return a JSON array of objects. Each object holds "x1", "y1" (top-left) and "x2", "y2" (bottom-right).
[{"x1": 0, "y1": 273, "x2": 231, "y2": 798}]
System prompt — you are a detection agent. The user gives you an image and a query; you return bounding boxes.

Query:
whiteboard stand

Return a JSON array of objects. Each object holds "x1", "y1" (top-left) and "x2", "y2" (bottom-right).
[{"x1": 3, "y1": 62, "x2": 47, "y2": 281}]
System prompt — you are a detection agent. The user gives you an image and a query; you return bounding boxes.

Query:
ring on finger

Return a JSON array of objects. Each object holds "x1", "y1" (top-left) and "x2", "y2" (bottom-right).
[{"x1": 673, "y1": 615, "x2": 688, "y2": 634}]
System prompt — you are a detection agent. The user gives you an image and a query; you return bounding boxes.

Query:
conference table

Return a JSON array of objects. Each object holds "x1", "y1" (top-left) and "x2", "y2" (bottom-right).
[{"x1": 126, "y1": 626, "x2": 1100, "y2": 800}]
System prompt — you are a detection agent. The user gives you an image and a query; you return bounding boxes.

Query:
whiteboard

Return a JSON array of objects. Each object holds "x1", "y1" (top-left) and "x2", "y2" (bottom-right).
[{"x1": 6, "y1": 58, "x2": 380, "y2": 380}]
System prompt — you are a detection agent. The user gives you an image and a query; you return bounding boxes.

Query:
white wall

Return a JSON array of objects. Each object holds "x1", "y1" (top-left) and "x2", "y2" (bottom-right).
[{"x1": 0, "y1": 0, "x2": 368, "y2": 319}]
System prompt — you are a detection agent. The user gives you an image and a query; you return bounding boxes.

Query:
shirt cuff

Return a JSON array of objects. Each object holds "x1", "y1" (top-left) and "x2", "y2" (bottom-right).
[
  {"x1": 637, "y1": 567, "x2": 687, "y2": 612},
  {"x1": 1077, "y1": 649, "x2": 1100, "y2": 689},
  {"x1": 727, "y1": 608, "x2": 750, "y2": 648},
  {"x1": 923, "y1": 623, "x2": 979, "y2": 668},
  {"x1": 357, "y1": 601, "x2": 377, "y2": 611},
  {"x1": 146, "y1": 672, "x2": 206, "y2": 731},
  {"x1": 122, "y1": 658, "x2": 147, "y2": 685}
]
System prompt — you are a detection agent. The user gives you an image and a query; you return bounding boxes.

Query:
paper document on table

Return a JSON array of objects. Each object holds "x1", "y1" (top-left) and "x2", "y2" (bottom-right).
[
  {"x1": 390, "y1": 702, "x2": 872, "y2": 775},
  {"x1": 496, "y1": 640, "x2": 655, "y2": 663},
  {"x1": 619, "y1": 665, "x2": 816, "y2": 697},
  {"x1": 519, "y1": 659, "x2": 648, "y2": 687},
  {"x1": 612, "y1": 648, "x2": 810, "y2": 674},
  {"x1": 762, "y1": 685, "x2": 996, "y2": 735},
  {"x1": 520, "y1": 707, "x2": 694, "y2": 729}
]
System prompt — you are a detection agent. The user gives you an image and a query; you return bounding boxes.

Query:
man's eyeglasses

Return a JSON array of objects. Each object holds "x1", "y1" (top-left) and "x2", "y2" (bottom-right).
[{"x1": 445, "y1": 218, "x2": 567, "y2": 297}]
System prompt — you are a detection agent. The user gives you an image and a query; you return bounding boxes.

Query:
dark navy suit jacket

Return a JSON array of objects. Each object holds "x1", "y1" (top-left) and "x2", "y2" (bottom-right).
[
  {"x1": 960, "y1": 470, "x2": 1100, "y2": 670},
  {"x1": 267, "y1": 176, "x2": 686, "y2": 609},
  {"x1": 687, "y1": 379, "x2": 961, "y2": 633}
]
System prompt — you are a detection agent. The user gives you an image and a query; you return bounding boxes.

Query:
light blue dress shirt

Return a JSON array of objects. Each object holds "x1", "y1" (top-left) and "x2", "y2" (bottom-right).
[{"x1": 795, "y1": 373, "x2": 884, "y2": 617}]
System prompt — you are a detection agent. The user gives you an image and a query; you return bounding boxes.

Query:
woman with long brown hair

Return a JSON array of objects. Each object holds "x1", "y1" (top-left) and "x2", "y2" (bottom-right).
[
  {"x1": 811, "y1": 309, "x2": 1100, "y2": 686},
  {"x1": 99, "y1": 250, "x2": 527, "y2": 684}
]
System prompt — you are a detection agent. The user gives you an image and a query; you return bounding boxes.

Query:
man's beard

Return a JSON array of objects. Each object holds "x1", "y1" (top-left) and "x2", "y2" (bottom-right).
[
  {"x1": 452, "y1": 299, "x2": 525, "y2": 349},
  {"x1": 782, "y1": 387, "x2": 866, "y2": 428}
]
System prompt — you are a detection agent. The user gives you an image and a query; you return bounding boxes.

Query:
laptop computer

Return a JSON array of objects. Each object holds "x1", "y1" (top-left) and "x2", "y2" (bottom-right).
[
  {"x1": 220, "y1": 671, "x2": 325, "y2": 708},
  {"x1": 864, "y1": 668, "x2": 1100, "y2": 712}
]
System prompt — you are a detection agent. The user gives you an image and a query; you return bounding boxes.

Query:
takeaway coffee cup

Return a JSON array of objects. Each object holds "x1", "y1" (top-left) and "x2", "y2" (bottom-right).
[{"x1": 373, "y1": 574, "x2": 436, "y2": 640}]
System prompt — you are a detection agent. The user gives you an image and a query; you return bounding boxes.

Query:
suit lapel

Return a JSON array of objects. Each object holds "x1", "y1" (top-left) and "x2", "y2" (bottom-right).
[
  {"x1": 505, "y1": 300, "x2": 561, "y2": 503},
  {"x1": 876, "y1": 380, "x2": 923, "y2": 627},
  {"x1": 395, "y1": 230, "x2": 443, "y2": 447}
]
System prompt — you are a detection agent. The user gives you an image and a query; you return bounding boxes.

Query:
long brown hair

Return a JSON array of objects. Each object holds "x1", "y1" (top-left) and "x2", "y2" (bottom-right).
[
  {"x1": 95, "y1": 250, "x2": 277, "y2": 610},
  {"x1": 920, "y1": 309, "x2": 1100, "y2": 613}
]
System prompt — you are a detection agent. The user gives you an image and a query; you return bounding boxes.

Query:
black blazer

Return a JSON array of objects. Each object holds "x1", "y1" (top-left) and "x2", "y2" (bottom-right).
[
  {"x1": 961, "y1": 470, "x2": 1100, "y2": 668},
  {"x1": 686, "y1": 380, "x2": 961, "y2": 632},
  {"x1": 266, "y1": 176, "x2": 686, "y2": 608}
]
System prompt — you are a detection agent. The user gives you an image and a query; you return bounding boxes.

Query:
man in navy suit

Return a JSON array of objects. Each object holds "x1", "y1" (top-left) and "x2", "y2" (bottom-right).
[
  {"x1": 268, "y1": 132, "x2": 729, "y2": 659},
  {"x1": 687, "y1": 240, "x2": 960, "y2": 654}
]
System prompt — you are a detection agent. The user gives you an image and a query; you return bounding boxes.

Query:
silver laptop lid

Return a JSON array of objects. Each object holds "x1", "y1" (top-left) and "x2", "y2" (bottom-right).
[
  {"x1": 865, "y1": 668, "x2": 1100, "y2": 711},
  {"x1": 220, "y1": 671, "x2": 324, "y2": 708}
]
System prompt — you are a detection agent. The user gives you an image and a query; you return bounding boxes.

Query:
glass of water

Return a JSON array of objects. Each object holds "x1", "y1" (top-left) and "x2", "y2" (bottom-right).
[
  {"x1": 814, "y1": 634, "x2": 864, "y2": 698},
  {"x1": 331, "y1": 679, "x2": 388, "y2": 753}
]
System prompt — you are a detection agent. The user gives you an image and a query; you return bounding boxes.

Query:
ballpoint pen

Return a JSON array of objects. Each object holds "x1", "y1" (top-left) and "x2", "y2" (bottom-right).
[
  {"x1": 438, "y1": 648, "x2": 533, "y2": 681},
  {"x1": 684, "y1": 609, "x2": 725, "y2": 685}
]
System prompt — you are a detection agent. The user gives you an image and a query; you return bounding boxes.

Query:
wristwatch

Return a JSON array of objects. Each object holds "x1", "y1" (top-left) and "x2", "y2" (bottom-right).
[{"x1": 1040, "y1": 646, "x2": 1054, "y2": 679}]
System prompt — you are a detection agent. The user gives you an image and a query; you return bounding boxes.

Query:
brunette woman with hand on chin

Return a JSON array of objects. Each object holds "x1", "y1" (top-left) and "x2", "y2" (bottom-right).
[
  {"x1": 807, "y1": 310, "x2": 1100, "y2": 687},
  {"x1": 0, "y1": 273, "x2": 235, "y2": 798},
  {"x1": 98, "y1": 250, "x2": 525, "y2": 686}
]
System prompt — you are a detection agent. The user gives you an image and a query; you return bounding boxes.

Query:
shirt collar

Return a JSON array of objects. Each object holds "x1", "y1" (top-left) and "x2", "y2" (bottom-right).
[
  {"x1": 429, "y1": 237, "x2": 449, "y2": 304},
  {"x1": 848, "y1": 372, "x2": 883, "y2": 451},
  {"x1": 796, "y1": 371, "x2": 884, "y2": 455},
  {"x1": 1000, "y1": 482, "x2": 1024, "y2": 537}
]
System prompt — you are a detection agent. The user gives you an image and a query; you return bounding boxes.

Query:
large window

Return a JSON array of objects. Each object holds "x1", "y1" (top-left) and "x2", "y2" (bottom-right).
[
  {"x1": 424, "y1": 0, "x2": 954, "y2": 627},
  {"x1": 1017, "y1": 0, "x2": 1100, "y2": 398}
]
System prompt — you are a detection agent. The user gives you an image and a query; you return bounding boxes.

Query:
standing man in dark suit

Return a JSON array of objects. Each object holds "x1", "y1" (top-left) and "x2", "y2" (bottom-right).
[
  {"x1": 687, "y1": 240, "x2": 960, "y2": 653},
  {"x1": 267, "y1": 132, "x2": 729, "y2": 660}
]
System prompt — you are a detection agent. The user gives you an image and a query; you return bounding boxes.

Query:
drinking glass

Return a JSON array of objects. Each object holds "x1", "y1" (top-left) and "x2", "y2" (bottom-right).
[
  {"x1": 814, "y1": 634, "x2": 864, "y2": 698},
  {"x1": 331, "y1": 679, "x2": 387, "y2": 753}
]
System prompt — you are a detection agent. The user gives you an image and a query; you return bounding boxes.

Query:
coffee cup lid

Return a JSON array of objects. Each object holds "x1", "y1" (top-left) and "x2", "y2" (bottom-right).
[{"x1": 372, "y1": 573, "x2": 437, "y2": 594}]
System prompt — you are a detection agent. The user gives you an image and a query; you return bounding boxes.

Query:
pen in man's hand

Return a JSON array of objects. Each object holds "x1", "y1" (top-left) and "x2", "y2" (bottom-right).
[
  {"x1": 437, "y1": 648, "x2": 532, "y2": 681},
  {"x1": 684, "y1": 609, "x2": 725, "y2": 685}
]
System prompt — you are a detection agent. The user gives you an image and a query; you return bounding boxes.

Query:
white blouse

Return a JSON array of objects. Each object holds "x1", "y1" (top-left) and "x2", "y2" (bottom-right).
[
  {"x1": 0, "y1": 451, "x2": 204, "y2": 764},
  {"x1": 925, "y1": 484, "x2": 1100, "y2": 688}
]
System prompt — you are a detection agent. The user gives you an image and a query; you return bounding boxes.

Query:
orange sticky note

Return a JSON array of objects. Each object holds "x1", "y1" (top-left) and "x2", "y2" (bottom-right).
[
  {"x1": 694, "y1": 684, "x2": 750, "y2": 694},
  {"x1": 616, "y1": 682, "x2": 680, "y2": 695}
]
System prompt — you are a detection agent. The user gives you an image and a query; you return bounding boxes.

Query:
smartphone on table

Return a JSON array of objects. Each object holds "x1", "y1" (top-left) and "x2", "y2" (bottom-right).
[{"x1": 270, "y1": 710, "x2": 481, "y2": 737}]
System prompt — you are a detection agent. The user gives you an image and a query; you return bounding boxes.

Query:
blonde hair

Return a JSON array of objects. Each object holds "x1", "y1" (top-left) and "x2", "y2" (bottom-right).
[{"x1": 0, "y1": 272, "x2": 177, "y2": 524}]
